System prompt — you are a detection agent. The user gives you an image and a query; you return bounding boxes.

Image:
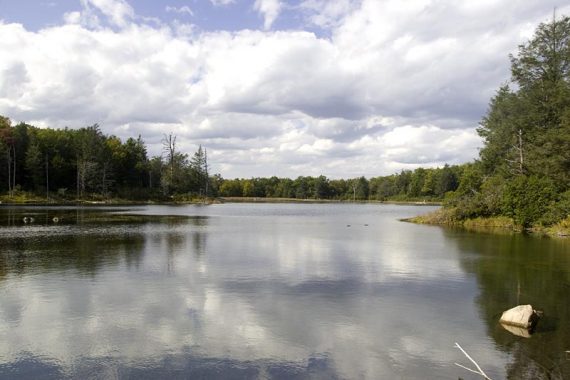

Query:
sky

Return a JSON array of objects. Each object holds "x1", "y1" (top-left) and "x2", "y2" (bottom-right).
[{"x1": 0, "y1": 0, "x2": 568, "y2": 179}]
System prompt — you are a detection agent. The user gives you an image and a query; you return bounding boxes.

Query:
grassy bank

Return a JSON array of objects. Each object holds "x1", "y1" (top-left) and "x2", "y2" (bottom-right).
[
  {"x1": 544, "y1": 217, "x2": 570, "y2": 237},
  {"x1": 219, "y1": 197, "x2": 441, "y2": 205},
  {"x1": 404, "y1": 208, "x2": 570, "y2": 238},
  {"x1": 0, "y1": 191, "x2": 220, "y2": 206},
  {"x1": 219, "y1": 197, "x2": 343, "y2": 203},
  {"x1": 1, "y1": 192, "x2": 441, "y2": 206}
]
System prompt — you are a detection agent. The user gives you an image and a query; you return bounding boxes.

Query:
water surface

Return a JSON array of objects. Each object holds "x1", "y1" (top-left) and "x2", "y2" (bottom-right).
[{"x1": 0, "y1": 203, "x2": 568, "y2": 379}]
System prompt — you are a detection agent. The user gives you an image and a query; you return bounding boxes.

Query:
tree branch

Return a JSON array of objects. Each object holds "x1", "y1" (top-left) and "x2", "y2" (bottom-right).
[{"x1": 454, "y1": 342, "x2": 493, "y2": 380}]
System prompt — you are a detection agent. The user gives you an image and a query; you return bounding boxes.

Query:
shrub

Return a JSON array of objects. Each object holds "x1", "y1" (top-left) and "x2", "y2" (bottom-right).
[
  {"x1": 541, "y1": 190, "x2": 570, "y2": 225},
  {"x1": 501, "y1": 176, "x2": 557, "y2": 227},
  {"x1": 479, "y1": 175, "x2": 506, "y2": 215}
]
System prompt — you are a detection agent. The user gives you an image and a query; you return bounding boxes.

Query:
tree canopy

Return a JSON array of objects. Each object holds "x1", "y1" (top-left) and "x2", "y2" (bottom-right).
[{"x1": 452, "y1": 14, "x2": 570, "y2": 227}]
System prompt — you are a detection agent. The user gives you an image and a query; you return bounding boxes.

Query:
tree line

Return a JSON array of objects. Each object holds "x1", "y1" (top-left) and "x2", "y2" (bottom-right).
[
  {"x1": 0, "y1": 115, "x2": 465, "y2": 203},
  {"x1": 217, "y1": 165, "x2": 461, "y2": 201},
  {"x1": 0, "y1": 118, "x2": 211, "y2": 201},
  {"x1": 442, "y1": 14, "x2": 570, "y2": 228}
]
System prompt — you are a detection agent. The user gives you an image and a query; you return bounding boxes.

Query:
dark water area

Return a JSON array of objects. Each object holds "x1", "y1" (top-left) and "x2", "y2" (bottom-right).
[{"x1": 0, "y1": 203, "x2": 568, "y2": 379}]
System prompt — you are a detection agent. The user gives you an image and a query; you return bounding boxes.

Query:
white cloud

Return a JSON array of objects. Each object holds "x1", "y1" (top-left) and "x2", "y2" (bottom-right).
[
  {"x1": 253, "y1": 0, "x2": 282, "y2": 30},
  {"x1": 165, "y1": 5, "x2": 194, "y2": 16},
  {"x1": 380, "y1": 125, "x2": 481, "y2": 166},
  {"x1": 62, "y1": 0, "x2": 135, "y2": 28},
  {"x1": 63, "y1": 11, "x2": 82, "y2": 25},
  {"x1": 83, "y1": 0, "x2": 134, "y2": 28},
  {"x1": 209, "y1": 0, "x2": 235, "y2": 6},
  {"x1": 1, "y1": 0, "x2": 568, "y2": 178},
  {"x1": 299, "y1": 0, "x2": 356, "y2": 28}
]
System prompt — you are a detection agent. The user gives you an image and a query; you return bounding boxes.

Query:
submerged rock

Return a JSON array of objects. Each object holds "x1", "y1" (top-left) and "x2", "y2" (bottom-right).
[{"x1": 500, "y1": 323, "x2": 534, "y2": 338}]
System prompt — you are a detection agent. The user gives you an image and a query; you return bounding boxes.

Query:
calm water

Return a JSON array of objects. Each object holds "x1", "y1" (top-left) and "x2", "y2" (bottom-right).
[{"x1": 0, "y1": 203, "x2": 568, "y2": 379}]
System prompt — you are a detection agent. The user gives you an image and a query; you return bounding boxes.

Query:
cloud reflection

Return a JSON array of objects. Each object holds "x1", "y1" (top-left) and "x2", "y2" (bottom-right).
[{"x1": 0, "y1": 205, "x2": 509, "y2": 379}]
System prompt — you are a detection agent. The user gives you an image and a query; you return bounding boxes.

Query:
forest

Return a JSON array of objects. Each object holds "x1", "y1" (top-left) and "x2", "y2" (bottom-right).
[
  {"x1": 441, "y1": 14, "x2": 570, "y2": 230},
  {"x1": 0, "y1": 114, "x2": 463, "y2": 203},
  {"x1": 1, "y1": 15, "x2": 570, "y2": 231},
  {"x1": 0, "y1": 118, "x2": 212, "y2": 202}
]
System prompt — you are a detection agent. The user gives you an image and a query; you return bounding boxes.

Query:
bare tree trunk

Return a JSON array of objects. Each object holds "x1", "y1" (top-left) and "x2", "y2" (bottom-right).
[
  {"x1": 7, "y1": 149, "x2": 11, "y2": 197},
  {"x1": 102, "y1": 164, "x2": 107, "y2": 197},
  {"x1": 351, "y1": 180, "x2": 357, "y2": 201},
  {"x1": 12, "y1": 145, "x2": 16, "y2": 194},
  {"x1": 162, "y1": 133, "x2": 176, "y2": 193},
  {"x1": 507, "y1": 129, "x2": 525, "y2": 175},
  {"x1": 46, "y1": 153, "x2": 49, "y2": 201},
  {"x1": 517, "y1": 129, "x2": 524, "y2": 174},
  {"x1": 76, "y1": 158, "x2": 80, "y2": 199},
  {"x1": 204, "y1": 148, "x2": 209, "y2": 197}
]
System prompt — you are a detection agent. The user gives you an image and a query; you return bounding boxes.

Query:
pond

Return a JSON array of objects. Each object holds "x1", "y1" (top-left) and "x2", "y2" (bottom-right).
[{"x1": 0, "y1": 203, "x2": 568, "y2": 379}]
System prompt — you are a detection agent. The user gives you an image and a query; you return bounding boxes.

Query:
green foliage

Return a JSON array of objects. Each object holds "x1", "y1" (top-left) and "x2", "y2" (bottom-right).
[
  {"x1": 547, "y1": 215, "x2": 570, "y2": 236},
  {"x1": 24, "y1": 141, "x2": 44, "y2": 191},
  {"x1": 451, "y1": 14, "x2": 570, "y2": 228},
  {"x1": 455, "y1": 163, "x2": 483, "y2": 196},
  {"x1": 189, "y1": 145, "x2": 209, "y2": 196},
  {"x1": 406, "y1": 208, "x2": 458, "y2": 225},
  {"x1": 479, "y1": 175, "x2": 506, "y2": 215},
  {"x1": 501, "y1": 176, "x2": 557, "y2": 227},
  {"x1": 0, "y1": 117, "x2": 218, "y2": 201},
  {"x1": 541, "y1": 190, "x2": 570, "y2": 225},
  {"x1": 479, "y1": 16, "x2": 570, "y2": 183},
  {"x1": 313, "y1": 175, "x2": 331, "y2": 199}
]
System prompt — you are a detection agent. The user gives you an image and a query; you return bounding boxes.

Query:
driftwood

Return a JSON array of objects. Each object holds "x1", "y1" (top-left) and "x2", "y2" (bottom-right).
[{"x1": 454, "y1": 342, "x2": 493, "y2": 380}]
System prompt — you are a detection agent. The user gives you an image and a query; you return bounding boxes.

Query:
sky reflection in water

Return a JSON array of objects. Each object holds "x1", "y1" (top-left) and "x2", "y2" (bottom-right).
[{"x1": 0, "y1": 204, "x2": 568, "y2": 379}]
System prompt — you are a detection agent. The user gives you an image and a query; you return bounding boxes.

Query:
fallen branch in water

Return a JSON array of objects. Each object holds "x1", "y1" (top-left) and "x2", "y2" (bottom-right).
[{"x1": 454, "y1": 342, "x2": 493, "y2": 380}]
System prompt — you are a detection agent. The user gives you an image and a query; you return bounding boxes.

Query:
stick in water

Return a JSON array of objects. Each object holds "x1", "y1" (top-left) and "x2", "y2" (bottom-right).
[{"x1": 454, "y1": 342, "x2": 493, "y2": 380}]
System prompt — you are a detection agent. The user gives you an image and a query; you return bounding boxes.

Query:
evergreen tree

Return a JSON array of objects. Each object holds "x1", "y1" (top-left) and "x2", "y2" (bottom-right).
[
  {"x1": 190, "y1": 145, "x2": 209, "y2": 196},
  {"x1": 479, "y1": 15, "x2": 570, "y2": 186},
  {"x1": 25, "y1": 141, "x2": 43, "y2": 192}
]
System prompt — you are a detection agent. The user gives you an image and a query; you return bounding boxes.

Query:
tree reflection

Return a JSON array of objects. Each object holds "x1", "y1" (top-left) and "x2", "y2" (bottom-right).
[
  {"x1": 0, "y1": 209, "x2": 211, "y2": 279},
  {"x1": 0, "y1": 230, "x2": 146, "y2": 278},
  {"x1": 161, "y1": 216, "x2": 208, "y2": 274},
  {"x1": 447, "y1": 230, "x2": 570, "y2": 379}
]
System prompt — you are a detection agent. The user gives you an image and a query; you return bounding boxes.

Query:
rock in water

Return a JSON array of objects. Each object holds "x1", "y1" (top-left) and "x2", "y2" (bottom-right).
[
  {"x1": 500, "y1": 323, "x2": 533, "y2": 338},
  {"x1": 499, "y1": 304, "x2": 540, "y2": 328}
]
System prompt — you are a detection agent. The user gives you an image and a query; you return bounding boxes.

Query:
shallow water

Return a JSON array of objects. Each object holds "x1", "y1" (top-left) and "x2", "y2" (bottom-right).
[{"x1": 0, "y1": 203, "x2": 568, "y2": 379}]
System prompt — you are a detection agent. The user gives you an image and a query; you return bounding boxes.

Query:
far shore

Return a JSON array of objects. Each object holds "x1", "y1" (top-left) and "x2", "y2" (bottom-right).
[
  {"x1": 219, "y1": 197, "x2": 442, "y2": 205},
  {"x1": 0, "y1": 195, "x2": 442, "y2": 206}
]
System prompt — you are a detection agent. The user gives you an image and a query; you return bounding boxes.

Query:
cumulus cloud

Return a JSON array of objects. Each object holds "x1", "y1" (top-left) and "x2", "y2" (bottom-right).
[
  {"x1": 165, "y1": 5, "x2": 194, "y2": 16},
  {"x1": 62, "y1": 0, "x2": 135, "y2": 28},
  {"x1": 1, "y1": 0, "x2": 568, "y2": 177},
  {"x1": 299, "y1": 0, "x2": 357, "y2": 28},
  {"x1": 209, "y1": 0, "x2": 235, "y2": 6},
  {"x1": 86, "y1": 0, "x2": 134, "y2": 27},
  {"x1": 253, "y1": 0, "x2": 282, "y2": 30}
]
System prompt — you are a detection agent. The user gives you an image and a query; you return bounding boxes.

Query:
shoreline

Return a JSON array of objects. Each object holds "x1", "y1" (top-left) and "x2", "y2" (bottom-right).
[
  {"x1": 403, "y1": 208, "x2": 570, "y2": 239},
  {"x1": 0, "y1": 196, "x2": 442, "y2": 206}
]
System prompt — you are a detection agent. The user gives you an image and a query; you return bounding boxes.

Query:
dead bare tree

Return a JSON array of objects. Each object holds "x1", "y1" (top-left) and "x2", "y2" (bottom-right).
[
  {"x1": 162, "y1": 133, "x2": 177, "y2": 193},
  {"x1": 506, "y1": 129, "x2": 525, "y2": 175}
]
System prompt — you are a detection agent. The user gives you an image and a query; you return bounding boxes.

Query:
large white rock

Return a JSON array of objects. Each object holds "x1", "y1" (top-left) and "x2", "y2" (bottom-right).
[{"x1": 499, "y1": 304, "x2": 538, "y2": 328}]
